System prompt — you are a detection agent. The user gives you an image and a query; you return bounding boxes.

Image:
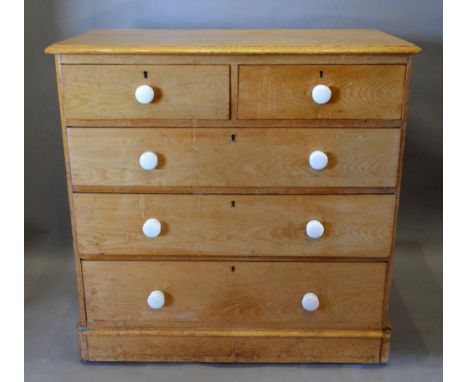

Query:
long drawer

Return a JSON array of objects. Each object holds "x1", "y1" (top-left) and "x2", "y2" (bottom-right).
[
  {"x1": 238, "y1": 65, "x2": 406, "y2": 120},
  {"x1": 68, "y1": 128, "x2": 401, "y2": 190},
  {"x1": 73, "y1": 194, "x2": 395, "y2": 258},
  {"x1": 61, "y1": 65, "x2": 230, "y2": 120},
  {"x1": 82, "y1": 261, "x2": 387, "y2": 329}
]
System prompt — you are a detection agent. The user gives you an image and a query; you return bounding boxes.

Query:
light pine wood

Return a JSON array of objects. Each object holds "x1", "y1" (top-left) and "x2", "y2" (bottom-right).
[
  {"x1": 76, "y1": 331, "x2": 89, "y2": 360},
  {"x1": 61, "y1": 65, "x2": 230, "y2": 120},
  {"x1": 73, "y1": 194, "x2": 395, "y2": 258},
  {"x1": 380, "y1": 323, "x2": 393, "y2": 363},
  {"x1": 230, "y1": 63, "x2": 239, "y2": 119},
  {"x1": 83, "y1": 329, "x2": 384, "y2": 363},
  {"x1": 46, "y1": 29, "x2": 420, "y2": 363},
  {"x1": 83, "y1": 261, "x2": 386, "y2": 329},
  {"x1": 238, "y1": 65, "x2": 406, "y2": 120},
  {"x1": 80, "y1": 328, "x2": 387, "y2": 338},
  {"x1": 72, "y1": 186, "x2": 396, "y2": 195},
  {"x1": 68, "y1": 128, "x2": 401, "y2": 189},
  {"x1": 60, "y1": 54, "x2": 410, "y2": 65},
  {"x1": 381, "y1": 58, "x2": 415, "y2": 325},
  {"x1": 66, "y1": 118, "x2": 401, "y2": 128},
  {"x1": 53, "y1": 56, "x2": 88, "y2": 326},
  {"x1": 45, "y1": 29, "x2": 421, "y2": 55},
  {"x1": 74, "y1": 255, "x2": 391, "y2": 262}
]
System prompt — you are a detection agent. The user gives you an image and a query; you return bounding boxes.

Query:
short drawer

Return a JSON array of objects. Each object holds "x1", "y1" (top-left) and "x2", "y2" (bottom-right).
[
  {"x1": 68, "y1": 128, "x2": 401, "y2": 190},
  {"x1": 238, "y1": 65, "x2": 406, "y2": 120},
  {"x1": 61, "y1": 65, "x2": 230, "y2": 120},
  {"x1": 73, "y1": 194, "x2": 395, "y2": 258},
  {"x1": 82, "y1": 261, "x2": 387, "y2": 329}
]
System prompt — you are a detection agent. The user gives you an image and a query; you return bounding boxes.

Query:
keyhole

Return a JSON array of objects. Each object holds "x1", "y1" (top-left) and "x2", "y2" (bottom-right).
[
  {"x1": 231, "y1": 266, "x2": 236, "y2": 272},
  {"x1": 143, "y1": 71, "x2": 148, "y2": 79},
  {"x1": 231, "y1": 200, "x2": 236, "y2": 207},
  {"x1": 231, "y1": 134, "x2": 236, "y2": 142},
  {"x1": 319, "y1": 70, "x2": 323, "y2": 78}
]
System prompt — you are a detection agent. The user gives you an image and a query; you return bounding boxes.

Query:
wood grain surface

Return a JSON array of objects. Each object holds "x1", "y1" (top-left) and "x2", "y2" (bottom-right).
[
  {"x1": 59, "y1": 54, "x2": 410, "y2": 65},
  {"x1": 82, "y1": 261, "x2": 386, "y2": 329},
  {"x1": 46, "y1": 28, "x2": 419, "y2": 363},
  {"x1": 73, "y1": 194, "x2": 396, "y2": 258},
  {"x1": 61, "y1": 65, "x2": 230, "y2": 120},
  {"x1": 238, "y1": 65, "x2": 406, "y2": 120},
  {"x1": 83, "y1": 330, "x2": 384, "y2": 363},
  {"x1": 53, "y1": 56, "x2": 89, "y2": 326},
  {"x1": 45, "y1": 29, "x2": 421, "y2": 55},
  {"x1": 381, "y1": 58, "x2": 415, "y2": 328},
  {"x1": 65, "y1": 118, "x2": 402, "y2": 128},
  {"x1": 68, "y1": 128, "x2": 401, "y2": 189}
]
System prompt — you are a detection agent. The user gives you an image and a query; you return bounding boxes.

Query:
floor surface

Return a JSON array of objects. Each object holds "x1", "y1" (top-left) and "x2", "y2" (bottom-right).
[{"x1": 25, "y1": 196, "x2": 442, "y2": 382}]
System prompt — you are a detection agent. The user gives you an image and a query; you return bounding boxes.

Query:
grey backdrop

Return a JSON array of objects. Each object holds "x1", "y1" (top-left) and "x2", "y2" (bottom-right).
[{"x1": 25, "y1": 1, "x2": 442, "y2": 381}]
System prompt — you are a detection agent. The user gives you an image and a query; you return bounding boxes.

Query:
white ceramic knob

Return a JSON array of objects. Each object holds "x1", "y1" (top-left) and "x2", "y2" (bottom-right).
[
  {"x1": 311, "y1": 84, "x2": 332, "y2": 104},
  {"x1": 139, "y1": 151, "x2": 158, "y2": 170},
  {"x1": 143, "y1": 218, "x2": 161, "y2": 238},
  {"x1": 309, "y1": 150, "x2": 328, "y2": 170},
  {"x1": 135, "y1": 85, "x2": 155, "y2": 104},
  {"x1": 306, "y1": 220, "x2": 325, "y2": 239},
  {"x1": 302, "y1": 292, "x2": 320, "y2": 312},
  {"x1": 147, "y1": 290, "x2": 165, "y2": 309}
]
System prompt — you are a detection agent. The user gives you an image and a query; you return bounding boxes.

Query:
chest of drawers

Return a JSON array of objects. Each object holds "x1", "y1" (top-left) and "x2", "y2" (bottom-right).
[{"x1": 46, "y1": 29, "x2": 420, "y2": 363}]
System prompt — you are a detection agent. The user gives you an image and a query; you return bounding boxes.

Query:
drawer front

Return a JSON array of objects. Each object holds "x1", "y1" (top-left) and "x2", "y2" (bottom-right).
[
  {"x1": 83, "y1": 261, "x2": 386, "y2": 329},
  {"x1": 238, "y1": 65, "x2": 406, "y2": 120},
  {"x1": 61, "y1": 65, "x2": 230, "y2": 120},
  {"x1": 68, "y1": 128, "x2": 400, "y2": 189},
  {"x1": 74, "y1": 194, "x2": 395, "y2": 258}
]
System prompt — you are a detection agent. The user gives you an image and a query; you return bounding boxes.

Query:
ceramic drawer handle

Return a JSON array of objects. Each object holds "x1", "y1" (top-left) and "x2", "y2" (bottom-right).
[
  {"x1": 147, "y1": 290, "x2": 165, "y2": 309},
  {"x1": 143, "y1": 218, "x2": 161, "y2": 238},
  {"x1": 311, "y1": 84, "x2": 332, "y2": 104},
  {"x1": 135, "y1": 84, "x2": 155, "y2": 104},
  {"x1": 302, "y1": 292, "x2": 320, "y2": 312},
  {"x1": 306, "y1": 220, "x2": 324, "y2": 239},
  {"x1": 139, "y1": 151, "x2": 158, "y2": 170},
  {"x1": 309, "y1": 150, "x2": 328, "y2": 170}
]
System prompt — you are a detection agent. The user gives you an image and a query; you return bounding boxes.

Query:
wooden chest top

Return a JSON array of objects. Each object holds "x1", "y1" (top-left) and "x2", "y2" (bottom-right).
[{"x1": 45, "y1": 29, "x2": 421, "y2": 55}]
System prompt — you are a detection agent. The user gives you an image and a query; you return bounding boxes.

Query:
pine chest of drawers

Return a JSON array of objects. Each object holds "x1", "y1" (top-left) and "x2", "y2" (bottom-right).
[{"x1": 46, "y1": 29, "x2": 420, "y2": 363}]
